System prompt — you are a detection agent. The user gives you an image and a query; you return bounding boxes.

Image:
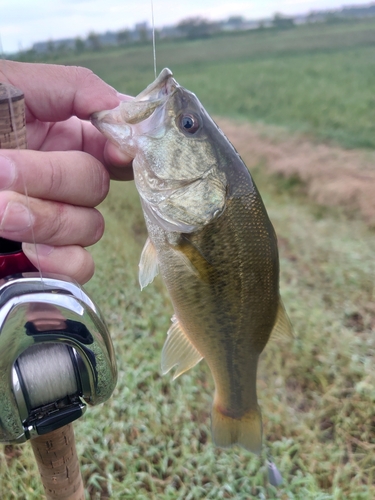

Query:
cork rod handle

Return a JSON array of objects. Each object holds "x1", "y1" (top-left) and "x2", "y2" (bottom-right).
[
  {"x1": 31, "y1": 424, "x2": 85, "y2": 500},
  {"x1": 0, "y1": 82, "x2": 85, "y2": 500}
]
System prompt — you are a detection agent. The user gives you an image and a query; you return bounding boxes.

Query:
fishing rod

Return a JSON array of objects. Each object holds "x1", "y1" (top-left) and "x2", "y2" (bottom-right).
[{"x1": 0, "y1": 82, "x2": 117, "y2": 499}]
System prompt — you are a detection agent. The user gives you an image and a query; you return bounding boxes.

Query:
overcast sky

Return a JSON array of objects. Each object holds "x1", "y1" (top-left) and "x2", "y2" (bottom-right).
[{"x1": 0, "y1": 0, "x2": 370, "y2": 54}]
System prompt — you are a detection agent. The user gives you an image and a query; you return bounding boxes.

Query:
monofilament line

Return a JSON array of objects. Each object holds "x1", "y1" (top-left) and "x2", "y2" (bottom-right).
[{"x1": 151, "y1": 0, "x2": 157, "y2": 79}]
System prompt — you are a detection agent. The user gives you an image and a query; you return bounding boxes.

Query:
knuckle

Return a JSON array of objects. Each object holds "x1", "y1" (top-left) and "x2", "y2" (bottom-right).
[
  {"x1": 73, "y1": 66, "x2": 107, "y2": 98},
  {"x1": 39, "y1": 202, "x2": 65, "y2": 242},
  {"x1": 36, "y1": 203, "x2": 104, "y2": 247},
  {"x1": 45, "y1": 155, "x2": 64, "y2": 196},
  {"x1": 72, "y1": 66, "x2": 95, "y2": 86}
]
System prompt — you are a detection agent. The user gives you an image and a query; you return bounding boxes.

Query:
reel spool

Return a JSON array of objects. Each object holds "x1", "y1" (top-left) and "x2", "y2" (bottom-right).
[
  {"x1": 13, "y1": 343, "x2": 86, "y2": 438},
  {"x1": 0, "y1": 273, "x2": 118, "y2": 444}
]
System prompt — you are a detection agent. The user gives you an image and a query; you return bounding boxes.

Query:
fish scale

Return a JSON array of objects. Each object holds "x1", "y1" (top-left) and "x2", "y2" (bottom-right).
[{"x1": 91, "y1": 67, "x2": 293, "y2": 455}]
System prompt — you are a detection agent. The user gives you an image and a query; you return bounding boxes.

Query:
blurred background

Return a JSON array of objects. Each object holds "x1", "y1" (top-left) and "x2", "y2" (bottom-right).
[{"x1": 1, "y1": 1, "x2": 375, "y2": 498}]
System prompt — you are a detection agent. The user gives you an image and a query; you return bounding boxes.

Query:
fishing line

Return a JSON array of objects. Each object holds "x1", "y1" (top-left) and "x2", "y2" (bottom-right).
[
  {"x1": 151, "y1": 0, "x2": 157, "y2": 79},
  {"x1": 0, "y1": 41, "x2": 44, "y2": 284},
  {"x1": 16, "y1": 343, "x2": 78, "y2": 409}
]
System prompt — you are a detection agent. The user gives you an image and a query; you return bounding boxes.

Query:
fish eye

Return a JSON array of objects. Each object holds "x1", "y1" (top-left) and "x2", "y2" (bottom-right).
[{"x1": 179, "y1": 113, "x2": 200, "y2": 134}]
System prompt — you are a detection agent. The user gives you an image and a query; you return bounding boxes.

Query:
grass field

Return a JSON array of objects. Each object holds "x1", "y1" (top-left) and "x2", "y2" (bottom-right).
[
  {"x1": 2, "y1": 18, "x2": 375, "y2": 499},
  {"x1": 39, "y1": 17, "x2": 375, "y2": 150}
]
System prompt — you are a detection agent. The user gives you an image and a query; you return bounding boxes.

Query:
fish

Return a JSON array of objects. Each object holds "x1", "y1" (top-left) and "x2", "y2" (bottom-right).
[{"x1": 91, "y1": 68, "x2": 293, "y2": 454}]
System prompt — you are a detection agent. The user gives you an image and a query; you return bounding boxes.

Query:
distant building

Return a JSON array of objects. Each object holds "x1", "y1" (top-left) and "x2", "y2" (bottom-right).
[
  {"x1": 99, "y1": 31, "x2": 118, "y2": 46},
  {"x1": 32, "y1": 38, "x2": 76, "y2": 54},
  {"x1": 341, "y1": 3, "x2": 375, "y2": 17},
  {"x1": 28, "y1": 4, "x2": 375, "y2": 55}
]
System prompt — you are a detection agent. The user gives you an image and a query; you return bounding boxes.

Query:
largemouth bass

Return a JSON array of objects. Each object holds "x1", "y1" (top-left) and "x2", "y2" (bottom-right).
[{"x1": 91, "y1": 69, "x2": 293, "y2": 454}]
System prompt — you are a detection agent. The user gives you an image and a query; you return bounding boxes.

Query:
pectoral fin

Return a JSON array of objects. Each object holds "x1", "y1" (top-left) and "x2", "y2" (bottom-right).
[
  {"x1": 269, "y1": 299, "x2": 294, "y2": 341},
  {"x1": 170, "y1": 236, "x2": 214, "y2": 283},
  {"x1": 139, "y1": 238, "x2": 159, "y2": 290},
  {"x1": 161, "y1": 316, "x2": 203, "y2": 380},
  {"x1": 168, "y1": 246, "x2": 200, "y2": 279}
]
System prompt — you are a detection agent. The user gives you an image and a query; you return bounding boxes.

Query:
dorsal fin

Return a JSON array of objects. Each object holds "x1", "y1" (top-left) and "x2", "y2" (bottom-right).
[
  {"x1": 269, "y1": 299, "x2": 294, "y2": 341},
  {"x1": 161, "y1": 316, "x2": 203, "y2": 379}
]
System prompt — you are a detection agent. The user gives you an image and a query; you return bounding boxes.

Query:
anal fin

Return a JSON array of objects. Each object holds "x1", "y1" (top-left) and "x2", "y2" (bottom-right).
[{"x1": 161, "y1": 316, "x2": 203, "y2": 380}]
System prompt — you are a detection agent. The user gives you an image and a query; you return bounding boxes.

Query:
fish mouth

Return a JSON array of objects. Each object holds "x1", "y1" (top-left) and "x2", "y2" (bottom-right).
[
  {"x1": 90, "y1": 68, "x2": 179, "y2": 146},
  {"x1": 91, "y1": 68, "x2": 178, "y2": 132},
  {"x1": 135, "y1": 68, "x2": 178, "y2": 103}
]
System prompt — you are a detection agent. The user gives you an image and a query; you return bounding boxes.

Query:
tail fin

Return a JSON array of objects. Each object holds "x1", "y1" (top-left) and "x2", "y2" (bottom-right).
[{"x1": 211, "y1": 404, "x2": 262, "y2": 455}]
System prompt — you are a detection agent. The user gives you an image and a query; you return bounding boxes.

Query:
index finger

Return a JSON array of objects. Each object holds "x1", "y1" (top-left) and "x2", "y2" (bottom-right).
[
  {"x1": 0, "y1": 149, "x2": 109, "y2": 207},
  {"x1": 1, "y1": 60, "x2": 130, "y2": 122}
]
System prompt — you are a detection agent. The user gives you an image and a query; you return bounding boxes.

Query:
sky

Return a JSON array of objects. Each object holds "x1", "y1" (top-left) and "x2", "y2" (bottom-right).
[{"x1": 0, "y1": 0, "x2": 371, "y2": 54}]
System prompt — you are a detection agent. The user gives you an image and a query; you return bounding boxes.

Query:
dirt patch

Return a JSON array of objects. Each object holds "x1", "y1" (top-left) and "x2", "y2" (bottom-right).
[{"x1": 217, "y1": 118, "x2": 375, "y2": 226}]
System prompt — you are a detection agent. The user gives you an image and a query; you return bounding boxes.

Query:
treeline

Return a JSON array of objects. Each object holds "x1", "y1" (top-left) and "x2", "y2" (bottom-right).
[{"x1": 13, "y1": 4, "x2": 375, "y2": 62}]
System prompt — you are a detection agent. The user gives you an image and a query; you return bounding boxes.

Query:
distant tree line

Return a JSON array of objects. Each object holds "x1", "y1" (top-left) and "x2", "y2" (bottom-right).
[{"x1": 13, "y1": 4, "x2": 375, "y2": 61}]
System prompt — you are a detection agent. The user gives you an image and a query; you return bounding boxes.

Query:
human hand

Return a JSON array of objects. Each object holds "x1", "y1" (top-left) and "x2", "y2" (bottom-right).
[{"x1": 0, "y1": 61, "x2": 133, "y2": 283}]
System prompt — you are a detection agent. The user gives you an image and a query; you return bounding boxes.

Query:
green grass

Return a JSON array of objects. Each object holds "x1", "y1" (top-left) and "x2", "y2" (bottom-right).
[
  {"x1": 2, "y1": 18, "x2": 375, "y2": 499},
  {"x1": 39, "y1": 17, "x2": 375, "y2": 150},
  {"x1": 2, "y1": 172, "x2": 374, "y2": 499}
]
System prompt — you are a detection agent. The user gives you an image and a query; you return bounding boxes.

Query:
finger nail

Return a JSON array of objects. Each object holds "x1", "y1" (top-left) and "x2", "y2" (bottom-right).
[
  {"x1": 0, "y1": 202, "x2": 34, "y2": 231},
  {"x1": 0, "y1": 155, "x2": 17, "y2": 190},
  {"x1": 23, "y1": 243, "x2": 54, "y2": 257}
]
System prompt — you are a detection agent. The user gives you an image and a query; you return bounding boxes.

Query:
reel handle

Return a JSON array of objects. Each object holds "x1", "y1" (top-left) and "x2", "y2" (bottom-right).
[{"x1": 0, "y1": 82, "x2": 85, "y2": 500}]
